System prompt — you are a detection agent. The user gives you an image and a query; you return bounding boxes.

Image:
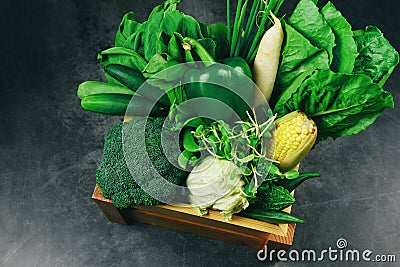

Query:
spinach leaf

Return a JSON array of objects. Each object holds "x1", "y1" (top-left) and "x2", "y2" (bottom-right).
[
  {"x1": 167, "y1": 33, "x2": 184, "y2": 62},
  {"x1": 160, "y1": 10, "x2": 184, "y2": 36},
  {"x1": 321, "y1": 2, "x2": 358, "y2": 74},
  {"x1": 98, "y1": 47, "x2": 147, "y2": 72},
  {"x1": 198, "y1": 38, "x2": 216, "y2": 59},
  {"x1": 176, "y1": 15, "x2": 205, "y2": 40},
  {"x1": 272, "y1": 23, "x2": 329, "y2": 104},
  {"x1": 123, "y1": 26, "x2": 146, "y2": 56},
  {"x1": 274, "y1": 70, "x2": 394, "y2": 142},
  {"x1": 143, "y1": 54, "x2": 180, "y2": 77},
  {"x1": 142, "y1": 5, "x2": 165, "y2": 61},
  {"x1": 207, "y1": 22, "x2": 229, "y2": 61},
  {"x1": 353, "y1": 26, "x2": 399, "y2": 87},
  {"x1": 115, "y1": 12, "x2": 142, "y2": 47},
  {"x1": 288, "y1": 0, "x2": 336, "y2": 64}
]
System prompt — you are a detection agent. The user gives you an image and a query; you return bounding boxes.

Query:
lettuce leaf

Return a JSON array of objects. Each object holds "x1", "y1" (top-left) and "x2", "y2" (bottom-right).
[
  {"x1": 288, "y1": 0, "x2": 336, "y2": 63},
  {"x1": 321, "y1": 2, "x2": 358, "y2": 74},
  {"x1": 353, "y1": 26, "x2": 399, "y2": 87},
  {"x1": 274, "y1": 70, "x2": 394, "y2": 143},
  {"x1": 272, "y1": 23, "x2": 329, "y2": 105}
]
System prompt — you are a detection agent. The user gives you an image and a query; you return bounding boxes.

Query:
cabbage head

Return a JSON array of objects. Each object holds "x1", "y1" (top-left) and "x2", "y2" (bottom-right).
[{"x1": 186, "y1": 156, "x2": 249, "y2": 220}]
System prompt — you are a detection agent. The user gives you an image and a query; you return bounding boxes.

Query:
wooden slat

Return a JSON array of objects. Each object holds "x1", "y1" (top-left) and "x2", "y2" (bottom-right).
[
  {"x1": 137, "y1": 205, "x2": 287, "y2": 236},
  {"x1": 92, "y1": 186, "x2": 126, "y2": 224},
  {"x1": 92, "y1": 185, "x2": 296, "y2": 250}
]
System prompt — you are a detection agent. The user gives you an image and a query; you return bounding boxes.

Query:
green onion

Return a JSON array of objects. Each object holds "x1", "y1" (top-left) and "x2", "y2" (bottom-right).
[
  {"x1": 233, "y1": 0, "x2": 249, "y2": 57},
  {"x1": 227, "y1": 0, "x2": 285, "y2": 65},
  {"x1": 240, "y1": 0, "x2": 261, "y2": 57},
  {"x1": 230, "y1": 0, "x2": 243, "y2": 57},
  {"x1": 227, "y1": 0, "x2": 231, "y2": 48}
]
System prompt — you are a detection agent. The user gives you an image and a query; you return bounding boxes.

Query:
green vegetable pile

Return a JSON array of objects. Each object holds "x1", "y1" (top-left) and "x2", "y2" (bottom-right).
[{"x1": 78, "y1": 0, "x2": 398, "y2": 225}]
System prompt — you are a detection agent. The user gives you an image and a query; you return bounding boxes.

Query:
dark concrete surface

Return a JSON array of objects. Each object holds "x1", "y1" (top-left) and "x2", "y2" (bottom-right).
[{"x1": 0, "y1": 0, "x2": 399, "y2": 266}]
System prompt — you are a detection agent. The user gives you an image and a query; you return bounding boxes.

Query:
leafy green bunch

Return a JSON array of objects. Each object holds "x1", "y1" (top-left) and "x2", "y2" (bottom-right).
[{"x1": 270, "y1": 0, "x2": 398, "y2": 143}]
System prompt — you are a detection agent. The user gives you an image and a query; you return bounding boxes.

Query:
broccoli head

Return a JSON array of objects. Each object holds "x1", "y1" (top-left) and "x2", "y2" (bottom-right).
[{"x1": 96, "y1": 117, "x2": 188, "y2": 208}]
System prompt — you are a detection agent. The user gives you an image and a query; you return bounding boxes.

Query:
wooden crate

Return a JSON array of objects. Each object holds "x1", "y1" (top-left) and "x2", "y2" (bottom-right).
[{"x1": 92, "y1": 185, "x2": 296, "y2": 250}]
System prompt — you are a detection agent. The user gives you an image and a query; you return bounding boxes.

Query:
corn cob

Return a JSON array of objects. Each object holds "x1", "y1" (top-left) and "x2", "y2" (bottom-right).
[{"x1": 274, "y1": 111, "x2": 317, "y2": 172}]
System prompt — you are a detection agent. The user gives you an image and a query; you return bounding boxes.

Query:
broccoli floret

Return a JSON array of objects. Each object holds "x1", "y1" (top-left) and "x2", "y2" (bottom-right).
[{"x1": 96, "y1": 117, "x2": 188, "y2": 209}]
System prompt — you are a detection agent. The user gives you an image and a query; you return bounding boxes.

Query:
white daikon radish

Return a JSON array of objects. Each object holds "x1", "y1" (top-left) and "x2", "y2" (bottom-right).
[{"x1": 252, "y1": 12, "x2": 284, "y2": 105}]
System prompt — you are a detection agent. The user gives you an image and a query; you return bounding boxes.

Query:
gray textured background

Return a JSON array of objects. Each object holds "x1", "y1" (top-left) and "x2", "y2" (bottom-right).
[{"x1": 0, "y1": 0, "x2": 399, "y2": 266}]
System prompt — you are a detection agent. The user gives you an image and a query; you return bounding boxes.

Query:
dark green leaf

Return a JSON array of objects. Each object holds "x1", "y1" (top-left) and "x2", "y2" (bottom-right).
[
  {"x1": 115, "y1": 12, "x2": 142, "y2": 47},
  {"x1": 98, "y1": 47, "x2": 147, "y2": 72},
  {"x1": 288, "y1": 0, "x2": 336, "y2": 63},
  {"x1": 143, "y1": 5, "x2": 165, "y2": 61},
  {"x1": 198, "y1": 38, "x2": 216, "y2": 59},
  {"x1": 143, "y1": 54, "x2": 179, "y2": 74},
  {"x1": 123, "y1": 29, "x2": 145, "y2": 55},
  {"x1": 160, "y1": 10, "x2": 184, "y2": 36},
  {"x1": 321, "y1": 1, "x2": 358, "y2": 73},
  {"x1": 207, "y1": 22, "x2": 229, "y2": 61},
  {"x1": 274, "y1": 69, "x2": 394, "y2": 142},
  {"x1": 177, "y1": 15, "x2": 205, "y2": 39},
  {"x1": 273, "y1": 23, "x2": 329, "y2": 104},
  {"x1": 178, "y1": 150, "x2": 193, "y2": 169},
  {"x1": 353, "y1": 26, "x2": 399, "y2": 86},
  {"x1": 167, "y1": 34, "x2": 184, "y2": 61},
  {"x1": 182, "y1": 130, "x2": 200, "y2": 152}
]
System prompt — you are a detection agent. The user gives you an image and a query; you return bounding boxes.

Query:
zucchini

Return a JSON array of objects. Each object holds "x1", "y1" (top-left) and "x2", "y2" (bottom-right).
[
  {"x1": 240, "y1": 208, "x2": 305, "y2": 224},
  {"x1": 77, "y1": 81, "x2": 134, "y2": 99},
  {"x1": 105, "y1": 64, "x2": 145, "y2": 91}
]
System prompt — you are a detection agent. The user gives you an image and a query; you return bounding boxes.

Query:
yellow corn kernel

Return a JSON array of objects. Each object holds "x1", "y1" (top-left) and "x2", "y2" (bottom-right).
[{"x1": 274, "y1": 111, "x2": 317, "y2": 172}]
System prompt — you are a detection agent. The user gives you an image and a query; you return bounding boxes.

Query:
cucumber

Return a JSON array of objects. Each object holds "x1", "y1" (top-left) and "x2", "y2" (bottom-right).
[
  {"x1": 81, "y1": 94, "x2": 168, "y2": 117},
  {"x1": 105, "y1": 64, "x2": 145, "y2": 91},
  {"x1": 81, "y1": 94, "x2": 132, "y2": 116},
  {"x1": 77, "y1": 81, "x2": 134, "y2": 99},
  {"x1": 105, "y1": 64, "x2": 170, "y2": 106},
  {"x1": 240, "y1": 208, "x2": 305, "y2": 224}
]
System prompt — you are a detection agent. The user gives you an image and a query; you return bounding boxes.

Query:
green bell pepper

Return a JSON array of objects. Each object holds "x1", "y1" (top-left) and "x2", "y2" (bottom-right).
[{"x1": 182, "y1": 37, "x2": 254, "y2": 123}]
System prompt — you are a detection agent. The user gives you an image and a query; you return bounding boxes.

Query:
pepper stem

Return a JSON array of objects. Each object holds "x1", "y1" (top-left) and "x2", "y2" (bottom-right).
[{"x1": 182, "y1": 37, "x2": 216, "y2": 67}]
